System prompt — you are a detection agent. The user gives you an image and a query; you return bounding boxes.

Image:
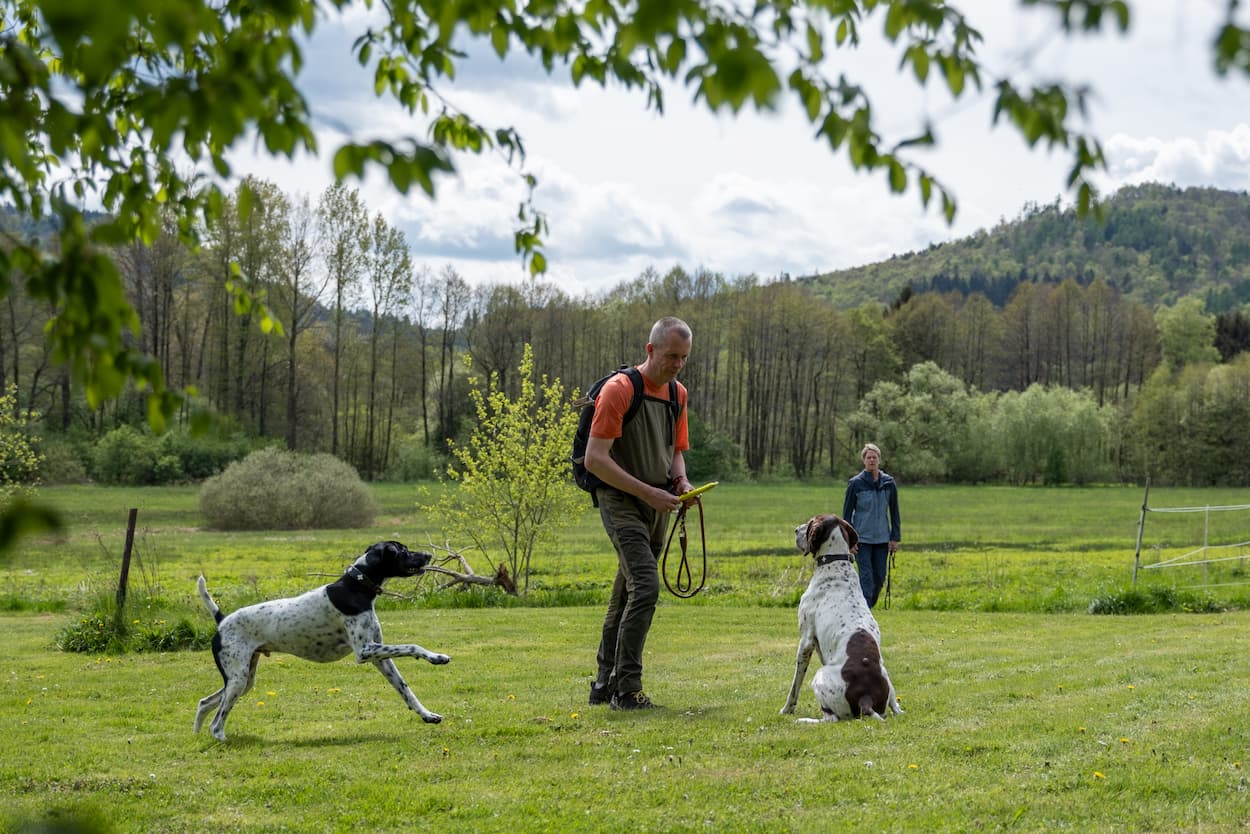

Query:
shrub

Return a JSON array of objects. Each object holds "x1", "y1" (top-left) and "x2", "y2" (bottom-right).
[
  {"x1": 1087, "y1": 585, "x2": 1224, "y2": 614},
  {"x1": 90, "y1": 425, "x2": 161, "y2": 485},
  {"x1": 199, "y1": 447, "x2": 377, "y2": 530},
  {"x1": 157, "y1": 429, "x2": 252, "y2": 479},
  {"x1": 384, "y1": 434, "x2": 441, "y2": 481},
  {"x1": 0, "y1": 384, "x2": 43, "y2": 506},
  {"x1": 35, "y1": 434, "x2": 89, "y2": 484},
  {"x1": 56, "y1": 614, "x2": 118, "y2": 653}
]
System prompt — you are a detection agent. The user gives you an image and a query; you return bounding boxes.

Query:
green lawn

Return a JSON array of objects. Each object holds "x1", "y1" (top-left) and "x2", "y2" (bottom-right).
[
  {"x1": 3, "y1": 482, "x2": 1250, "y2": 832},
  {"x1": 4, "y1": 606, "x2": 1249, "y2": 832}
]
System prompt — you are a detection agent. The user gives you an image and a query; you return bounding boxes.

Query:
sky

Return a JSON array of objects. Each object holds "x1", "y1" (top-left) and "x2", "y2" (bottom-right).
[{"x1": 228, "y1": 0, "x2": 1250, "y2": 298}]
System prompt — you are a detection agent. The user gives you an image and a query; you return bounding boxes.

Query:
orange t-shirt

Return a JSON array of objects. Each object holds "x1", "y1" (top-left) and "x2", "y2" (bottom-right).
[{"x1": 589, "y1": 368, "x2": 689, "y2": 452}]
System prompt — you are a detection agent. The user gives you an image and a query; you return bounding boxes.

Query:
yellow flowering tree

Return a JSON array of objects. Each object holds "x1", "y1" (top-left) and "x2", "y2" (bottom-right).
[
  {"x1": 0, "y1": 385, "x2": 58, "y2": 552},
  {"x1": 425, "y1": 344, "x2": 583, "y2": 594}
]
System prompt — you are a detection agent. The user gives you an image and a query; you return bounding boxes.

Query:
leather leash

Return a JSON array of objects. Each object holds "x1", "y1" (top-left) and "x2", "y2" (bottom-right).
[
  {"x1": 661, "y1": 498, "x2": 707, "y2": 598},
  {"x1": 884, "y1": 549, "x2": 896, "y2": 609}
]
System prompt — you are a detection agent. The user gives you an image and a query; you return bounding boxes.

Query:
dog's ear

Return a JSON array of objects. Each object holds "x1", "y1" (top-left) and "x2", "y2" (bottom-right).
[
  {"x1": 802, "y1": 516, "x2": 822, "y2": 554},
  {"x1": 836, "y1": 516, "x2": 859, "y2": 551}
]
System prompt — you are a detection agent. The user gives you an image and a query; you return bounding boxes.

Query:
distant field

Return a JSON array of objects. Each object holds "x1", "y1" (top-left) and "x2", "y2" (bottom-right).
[{"x1": 5, "y1": 482, "x2": 1249, "y2": 614}]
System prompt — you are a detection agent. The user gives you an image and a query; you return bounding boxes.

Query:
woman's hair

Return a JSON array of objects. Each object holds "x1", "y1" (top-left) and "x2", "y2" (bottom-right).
[{"x1": 861, "y1": 443, "x2": 881, "y2": 459}]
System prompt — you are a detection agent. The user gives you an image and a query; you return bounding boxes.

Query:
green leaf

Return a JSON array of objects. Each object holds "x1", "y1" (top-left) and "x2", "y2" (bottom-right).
[
  {"x1": 888, "y1": 159, "x2": 906, "y2": 193},
  {"x1": 529, "y1": 251, "x2": 547, "y2": 276},
  {"x1": 805, "y1": 23, "x2": 823, "y2": 63},
  {"x1": 491, "y1": 24, "x2": 509, "y2": 58}
]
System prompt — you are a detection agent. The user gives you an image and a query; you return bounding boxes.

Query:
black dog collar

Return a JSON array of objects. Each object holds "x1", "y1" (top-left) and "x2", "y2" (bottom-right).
[
  {"x1": 814, "y1": 553, "x2": 854, "y2": 566},
  {"x1": 346, "y1": 565, "x2": 384, "y2": 595}
]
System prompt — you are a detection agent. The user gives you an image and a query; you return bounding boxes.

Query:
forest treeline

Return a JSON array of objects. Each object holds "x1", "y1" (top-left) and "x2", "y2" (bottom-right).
[
  {"x1": 808, "y1": 183, "x2": 1250, "y2": 311},
  {"x1": 2, "y1": 181, "x2": 1249, "y2": 488}
]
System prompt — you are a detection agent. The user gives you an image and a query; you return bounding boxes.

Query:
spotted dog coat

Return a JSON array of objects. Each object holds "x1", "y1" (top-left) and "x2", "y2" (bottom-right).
[
  {"x1": 780, "y1": 515, "x2": 902, "y2": 723},
  {"x1": 194, "y1": 541, "x2": 450, "y2": 741}
]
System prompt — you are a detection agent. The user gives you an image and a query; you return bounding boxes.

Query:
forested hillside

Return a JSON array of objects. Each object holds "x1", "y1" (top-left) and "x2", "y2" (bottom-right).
[
  {"x1": 3, "y1": 182, "x2": 1249, "y2": 488},
  {"x1": 806, "y1": 183, "x2": 1250, "y2": 311}
]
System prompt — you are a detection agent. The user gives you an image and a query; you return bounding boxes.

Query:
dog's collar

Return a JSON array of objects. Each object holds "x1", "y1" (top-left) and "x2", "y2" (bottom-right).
[
  {"x1": 813, "y1": 553, "x2": 854, "y2": 566},
  {"x1": 346, "y1": 565, "x2": 384, "y2": 595}
]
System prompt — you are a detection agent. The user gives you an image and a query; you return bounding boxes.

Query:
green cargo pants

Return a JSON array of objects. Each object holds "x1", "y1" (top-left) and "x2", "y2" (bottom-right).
[{"x1": 594, "y1": 487, "x2": 671, "y2": 695}]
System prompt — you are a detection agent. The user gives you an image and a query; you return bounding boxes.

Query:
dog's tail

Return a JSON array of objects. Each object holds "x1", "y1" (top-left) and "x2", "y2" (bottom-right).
[{"x1": 196, "y1": 575, "x2": 224, "y2": 625}]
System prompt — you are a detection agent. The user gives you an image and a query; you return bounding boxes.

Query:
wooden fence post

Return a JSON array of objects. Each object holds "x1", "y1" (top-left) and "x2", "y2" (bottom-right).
[{"x1": 116, "y1": 508, "x2": 138, "y2": 610}]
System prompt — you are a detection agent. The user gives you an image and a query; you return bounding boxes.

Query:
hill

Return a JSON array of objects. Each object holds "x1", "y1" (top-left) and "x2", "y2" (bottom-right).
[{"x1": 803, "y1": 183, "x2": 1250, "y2": 310}]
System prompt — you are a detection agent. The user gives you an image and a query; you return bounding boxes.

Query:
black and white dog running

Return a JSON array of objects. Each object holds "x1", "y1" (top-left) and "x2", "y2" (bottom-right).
[{"x1": 194, "y1": 541, "x2": 450, "y2": 741}]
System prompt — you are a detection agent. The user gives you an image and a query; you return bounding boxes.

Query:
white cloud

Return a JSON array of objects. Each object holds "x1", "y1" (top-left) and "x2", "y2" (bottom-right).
[
  {"x1": 218, "y1": 0, "x2": 1250, "y2": 297},
  {"x1": 1100, "y1": 126, "x2": 1250, "y2": 192}
]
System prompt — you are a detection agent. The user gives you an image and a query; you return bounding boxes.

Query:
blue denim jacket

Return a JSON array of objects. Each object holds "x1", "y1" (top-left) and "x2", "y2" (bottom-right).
[{"x1": 842, "y1": 470, "x2": 901, "y2": 544}]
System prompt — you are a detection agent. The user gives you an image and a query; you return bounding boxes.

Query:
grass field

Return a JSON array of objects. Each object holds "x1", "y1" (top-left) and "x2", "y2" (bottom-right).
[{"x1": 3, "y1": 482, "x2": 1250, "y2": 832}]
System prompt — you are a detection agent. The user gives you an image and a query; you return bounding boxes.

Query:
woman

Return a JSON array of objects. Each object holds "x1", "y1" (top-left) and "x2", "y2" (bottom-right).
[{"x1": 841, "y1": 443, "x2": 901, "y2": 608}]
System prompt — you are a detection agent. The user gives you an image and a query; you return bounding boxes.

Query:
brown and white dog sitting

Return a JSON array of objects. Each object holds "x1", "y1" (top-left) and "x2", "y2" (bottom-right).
[{"x1": 780, "y1": 514, "x2": 902, "y2": 723}]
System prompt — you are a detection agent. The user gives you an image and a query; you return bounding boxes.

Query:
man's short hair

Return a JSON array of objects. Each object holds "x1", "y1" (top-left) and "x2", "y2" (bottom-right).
[
  {"x1": 650, "y1": 316, "x2": 692, "y2": 346},
  {"x1": 861, "y1": 443, "x2": 882, "y2": 459}
]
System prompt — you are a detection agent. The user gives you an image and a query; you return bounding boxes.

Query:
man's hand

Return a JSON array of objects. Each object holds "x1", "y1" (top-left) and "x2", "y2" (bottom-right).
[{"x1": 646, "y1": 485, "x2": 683, "y2": 512}]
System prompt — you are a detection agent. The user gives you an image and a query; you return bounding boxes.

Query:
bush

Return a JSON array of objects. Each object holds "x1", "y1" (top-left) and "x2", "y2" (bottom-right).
[
  {"x1": 684, "y1": 414, "x2": 744, "y2": 482},
  {"x1": 56, "y1": 614, "x2": 118, "y2": 653},
  {"x1": 384, "y1": 434, "x2": 441, "y2": 481},
  {"x1": 35, "y1": 434, "x2": 89, "y2": 484},
  {"x1": 1087, "y1": 585, "x2": 1224, "y2": 614},
  {"x1": 157, "y1": 429, "x2": 252, "y2": 479},
  {"x1": 0, "y1": 384, "x2": 43, "y2": 506},
  {"x1": 90, "y1": 426, "x2": 254, "y2": 485},
  {"x1": 199, "y1": 447, "x2": 378, "y2": 530},
  {"x1": 90, "y1": 426, "x2": 161, "y2": 485}
]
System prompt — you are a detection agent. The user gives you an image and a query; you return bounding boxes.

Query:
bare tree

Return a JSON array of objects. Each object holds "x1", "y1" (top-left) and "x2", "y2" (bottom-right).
[
  {"x1": 316, "y1": 183, "x2": 367, "y2": 455},
  {"x1": 360, "y1": 213, "x2": 412, "y2": 479},
  {"x1": 271, "y1": 193, "x2": 329, "y2": 450},
  {"x1": 433, "y1": 265, "x2": 471, "y2": 443}
]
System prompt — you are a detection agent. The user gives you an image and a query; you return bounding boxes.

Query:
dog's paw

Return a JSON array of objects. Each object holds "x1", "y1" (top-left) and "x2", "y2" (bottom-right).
[
  {"x1": 794, "y1": 717, "x2": 822, "y2": 724},
  {"x1": 427, "y1": 653, "x2": 451, "y2": 665},
  {"x1": 421, "y1": 712, "x2": 444, "y2": 724},
  {"x1": 778, "y1": 705, "x2": 795, "y2": 715}
]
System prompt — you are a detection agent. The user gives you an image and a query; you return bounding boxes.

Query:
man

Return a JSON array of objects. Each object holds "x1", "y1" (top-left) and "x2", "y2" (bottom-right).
[
  {"x1": 841, "y1": 442, "x2": 901, "y2": 608},
  {"x1": 585, "y1": 316, "x2": 694, "y2": 710}
]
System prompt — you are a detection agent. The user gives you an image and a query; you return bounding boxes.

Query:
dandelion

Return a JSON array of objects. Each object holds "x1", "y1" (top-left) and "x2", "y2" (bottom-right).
[
  {"x1": 1079, "y1": 727, "x2": 1087, "y2": 733},
  {"x1": 442, "y1": 746, "x2": 450, "y2": 758},
  {"x1": 1094, "y1": 771, "x2": 1105, "y2": 780},
  {"x1": 267, "y1": 691, "x2": 277, "y2": 697},
  {"x1": 508, "y1": 694, "x2": 516, "y2": 701},
  {"x1": 257, "y1": 701, "x2": 265, "y2": 707},
  {"x1": 908, "y1": 764, "x2": 918, "y2": 770},
  {"x1": 1120, "y1": 737, "x2": 1130, "y2": 745},
  {"x1": 327, "y1": 687, "x2": 341, "y2": 694},
  {"x1": 1126, "y1": 684, "x2": 1135, "y2": 690}
]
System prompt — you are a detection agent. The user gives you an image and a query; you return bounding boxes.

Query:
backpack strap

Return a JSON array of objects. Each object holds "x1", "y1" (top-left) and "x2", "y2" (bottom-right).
[
  {"x1": 620, "y1": 367, "x2": 680, "y2": 427},
  {"x1": 620, "y1": 366, "x2": 646, "y2": 425}
]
